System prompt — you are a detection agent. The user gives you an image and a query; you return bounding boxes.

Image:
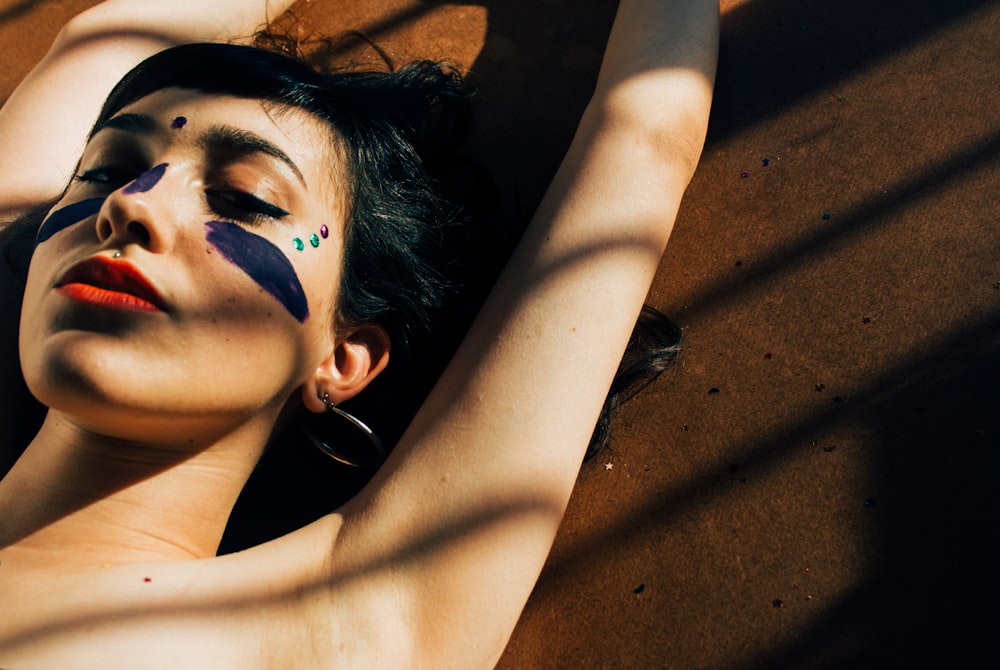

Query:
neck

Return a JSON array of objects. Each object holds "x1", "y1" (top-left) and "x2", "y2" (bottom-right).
[{"x1": 0, "y1": 410, "x2": 272, "y2": 568}]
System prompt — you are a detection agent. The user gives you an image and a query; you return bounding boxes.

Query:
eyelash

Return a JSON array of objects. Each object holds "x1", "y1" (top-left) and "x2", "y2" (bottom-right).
[
  {"x1": 74, "y1": 166, "x2": 135, "y2": 188},
  {"x1": 205, "y1": 189, "x2": 290, "y2": 225},
  {"x1": 74, "y1": 167, "x2": 290, "y2": 225}
]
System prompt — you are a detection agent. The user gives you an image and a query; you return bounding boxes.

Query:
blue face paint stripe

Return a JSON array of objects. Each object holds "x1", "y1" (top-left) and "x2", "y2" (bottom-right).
[
  {"x1": 204, "y1": 220, "x2": 310, "y2": 322},
  {"x1": 123, "y1": 162, "x2": 168, "y2": 194},
  {"x1": 35, "y1": 197, "x2": 105, "y2": 246}
]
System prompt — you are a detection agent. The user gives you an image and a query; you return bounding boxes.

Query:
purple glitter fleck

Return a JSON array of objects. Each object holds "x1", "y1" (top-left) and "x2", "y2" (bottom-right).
[
  {"x1": 320, "y1": 224, "x2": 329, "y2": 239},
  {"x1": 171, "y1": 116, "x2": 187, "y2": 129}
]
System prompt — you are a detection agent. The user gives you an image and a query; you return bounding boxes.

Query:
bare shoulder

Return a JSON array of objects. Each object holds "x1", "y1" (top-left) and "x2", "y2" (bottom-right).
[{"x1": 0, "y1": 518, "x2": 352, "y2": 669}]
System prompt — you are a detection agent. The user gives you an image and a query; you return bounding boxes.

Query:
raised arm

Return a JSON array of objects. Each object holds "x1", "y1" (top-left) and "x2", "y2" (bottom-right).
[
  {"x1": 0, "y1": 0, "x2": 296, "y2": 221},
  {"x1": 324, "y1": 1, "x2": 719, "y2": 666}
]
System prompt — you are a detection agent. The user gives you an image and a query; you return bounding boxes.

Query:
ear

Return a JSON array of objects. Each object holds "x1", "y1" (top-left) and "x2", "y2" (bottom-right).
[{"x1": 301, "y1": 324, "x2": 390, "y2": 413}]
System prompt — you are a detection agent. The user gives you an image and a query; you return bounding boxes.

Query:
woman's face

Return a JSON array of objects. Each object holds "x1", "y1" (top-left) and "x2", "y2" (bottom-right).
[{"x1": 20, "y1": 88, "x2": 349, "y2": 440}]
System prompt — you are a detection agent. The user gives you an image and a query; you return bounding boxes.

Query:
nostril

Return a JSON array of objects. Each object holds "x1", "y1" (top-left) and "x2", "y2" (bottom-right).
[
  {"x1": 95, "y1": 217, "x2": 113, "y2": 241},
  {"x1": 126, "y1": 220, "x2": 151, "y2": 246}
]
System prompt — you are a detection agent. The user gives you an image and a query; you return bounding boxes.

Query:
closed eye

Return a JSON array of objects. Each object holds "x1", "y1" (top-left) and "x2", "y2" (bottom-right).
[
  {"x1": 205, "y1": 189, "x2": 290, "y2": 225},
  {"x1": 74, "y1": 166, "x2": 140, "y2": 190}
]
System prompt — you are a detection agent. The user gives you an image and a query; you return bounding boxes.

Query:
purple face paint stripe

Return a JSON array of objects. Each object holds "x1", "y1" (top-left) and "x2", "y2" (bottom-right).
[
  {"x1": 35, "y1": 197, "x2": 105, "y2": 246},
  {"x1": 122, "y1": 162, "x2": 168, "y2": 194},
  {"x1": 204, "y1": 220, "x2": 309, "y2": 322}
]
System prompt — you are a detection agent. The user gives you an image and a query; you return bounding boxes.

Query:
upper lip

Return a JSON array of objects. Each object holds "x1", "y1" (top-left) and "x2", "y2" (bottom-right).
[{"x1": 55, "y1": 256, "x2": 168, "y2": 312}]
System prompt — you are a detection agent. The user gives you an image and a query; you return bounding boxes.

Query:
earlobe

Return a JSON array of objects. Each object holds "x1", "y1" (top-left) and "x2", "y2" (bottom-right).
[{"x1": 301, "y1": 324, "x2": 390, "y2": 413}]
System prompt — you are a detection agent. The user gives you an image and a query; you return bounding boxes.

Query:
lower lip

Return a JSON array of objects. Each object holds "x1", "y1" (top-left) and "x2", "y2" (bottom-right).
[{"x1": 56, "y1": 283, "x2": 162, "y2": 312}]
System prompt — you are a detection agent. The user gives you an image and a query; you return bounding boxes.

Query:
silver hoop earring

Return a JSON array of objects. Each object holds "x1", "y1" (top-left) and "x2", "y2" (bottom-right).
[{"x1": 301, "y1": 393, "x2": 385, "y2": 468}]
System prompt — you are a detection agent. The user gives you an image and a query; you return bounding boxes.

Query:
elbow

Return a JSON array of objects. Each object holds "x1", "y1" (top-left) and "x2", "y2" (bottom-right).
[{"x1": 594, "y1": 70, "x2": 714, "y2": 183}]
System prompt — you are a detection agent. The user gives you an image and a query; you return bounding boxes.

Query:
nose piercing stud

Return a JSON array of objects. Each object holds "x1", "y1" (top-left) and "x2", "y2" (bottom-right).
[{"x1": 112, "y1": 251, "x2": 122, "y2": 258}]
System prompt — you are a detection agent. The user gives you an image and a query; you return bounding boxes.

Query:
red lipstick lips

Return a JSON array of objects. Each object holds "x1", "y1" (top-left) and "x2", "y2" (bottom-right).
[{"x1": 55, "y1": 256, "x2": 166, "y2": 313}]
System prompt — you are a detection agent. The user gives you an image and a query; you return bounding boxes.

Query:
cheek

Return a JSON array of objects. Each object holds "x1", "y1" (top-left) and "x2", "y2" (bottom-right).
[
  {"x1": 204, "y1": 220, "x2": 310, "y2": 323},
  {"x1": 35, "y1": 197, "x2": 105, "y2": 246}
]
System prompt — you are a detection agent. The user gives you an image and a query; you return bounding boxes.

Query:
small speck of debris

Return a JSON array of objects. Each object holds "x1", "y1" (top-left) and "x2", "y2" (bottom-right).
[
  {"x1": 634, "y1": 584, "x2": 646, "y2": 594},
  {"x1": 862, "y1": 317, "x2": 872, "y2": 324},
  {"x1": 992, "y1": 282, "x2": 1000, "y2": 289},
  {"x1": 762, "y1": 158, "x2": 771, "y2": 167},
  {"x1": 836, "y1": 95, "x2": 846, "y2": 102},
  {"x1": 741, "y1": 171, "x2": 750, "y2": 178},
  {"x1": 764, "y1": 352, "x2": 773, "y2": 360},
  {"x1": 604, "y1": 462, "x2": 614, "y2": 471},
  {"x1": 681, "y1": 425, "x2": 689, "y2": 431},
  {"x1": 815, "y1": 383, "x2": 826, "y2": 392},
  {"x1": 822, "y1": 212, "x2": 832, "y2": 220},
  {"x1": 864, "y1": 498, "x2": 877, "y2": 508},
  {"x1": 708, "y1": 387, "x2": 721, "y2": 394},
  {"x1": 806, "y1": 595, "x2": 813, "y2": 601},
  {"x1": 773, "y1": 598, "x2": 784, "y2": 608}
]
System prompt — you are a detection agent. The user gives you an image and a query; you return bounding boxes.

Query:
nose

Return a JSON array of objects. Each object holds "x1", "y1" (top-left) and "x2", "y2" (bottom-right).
[{"x1": 95, "y1": 163, "x2": 178, "y2": 253}]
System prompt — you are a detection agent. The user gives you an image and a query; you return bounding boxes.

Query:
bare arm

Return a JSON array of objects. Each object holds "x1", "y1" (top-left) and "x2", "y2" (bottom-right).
[
  {"x1": 0, "y1": 0, "x2": 297, "y2": 221},
  {"x1": 324, "y1": 1, "x2": 719, "y2": 666}
]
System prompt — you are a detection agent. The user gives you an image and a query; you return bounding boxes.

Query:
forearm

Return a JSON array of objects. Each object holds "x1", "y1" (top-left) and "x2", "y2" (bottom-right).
[{"x1": 60, "y1": 0, "x2": 298, "y2": 47}]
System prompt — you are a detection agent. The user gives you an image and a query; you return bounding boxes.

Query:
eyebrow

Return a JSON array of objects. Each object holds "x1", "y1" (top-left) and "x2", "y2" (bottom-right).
[
  {"x1": 92, "y1": 113, "x2": 307, "y2": 187},
  {"x1": 200, "y1": 125, "x2": 306, "y2": 187},
  {"x1": 92, "y1": 112, "x2": 159, "y2": 138}
]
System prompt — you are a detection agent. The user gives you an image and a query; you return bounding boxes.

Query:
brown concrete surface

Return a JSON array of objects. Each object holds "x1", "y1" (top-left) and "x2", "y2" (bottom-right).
[{"x1": 3, "y1": 0, "x2": 998, "y2": 667}]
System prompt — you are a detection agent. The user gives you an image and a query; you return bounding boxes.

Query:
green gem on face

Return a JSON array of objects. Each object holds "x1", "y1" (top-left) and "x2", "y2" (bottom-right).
[
  {"x1": 293, "y1": 237, "x2": 305, "y2": 251},
  {"x1": 310, "y1": 234, "x2": 320, "y2": 248}
]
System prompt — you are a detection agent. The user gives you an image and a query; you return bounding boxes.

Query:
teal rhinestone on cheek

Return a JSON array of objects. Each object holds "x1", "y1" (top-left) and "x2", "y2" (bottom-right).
[
  {"x1": 293, "y1": 237, "x2": 305, "y2": 251},
  {"x1": 310, "y1": 234, "x2": 320, "y2": 247}
]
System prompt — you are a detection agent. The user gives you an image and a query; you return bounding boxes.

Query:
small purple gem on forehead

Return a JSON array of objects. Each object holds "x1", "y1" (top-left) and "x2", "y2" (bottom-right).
[{"x1": 171, "y1": 116, "x2": 187, "y2": 130}]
